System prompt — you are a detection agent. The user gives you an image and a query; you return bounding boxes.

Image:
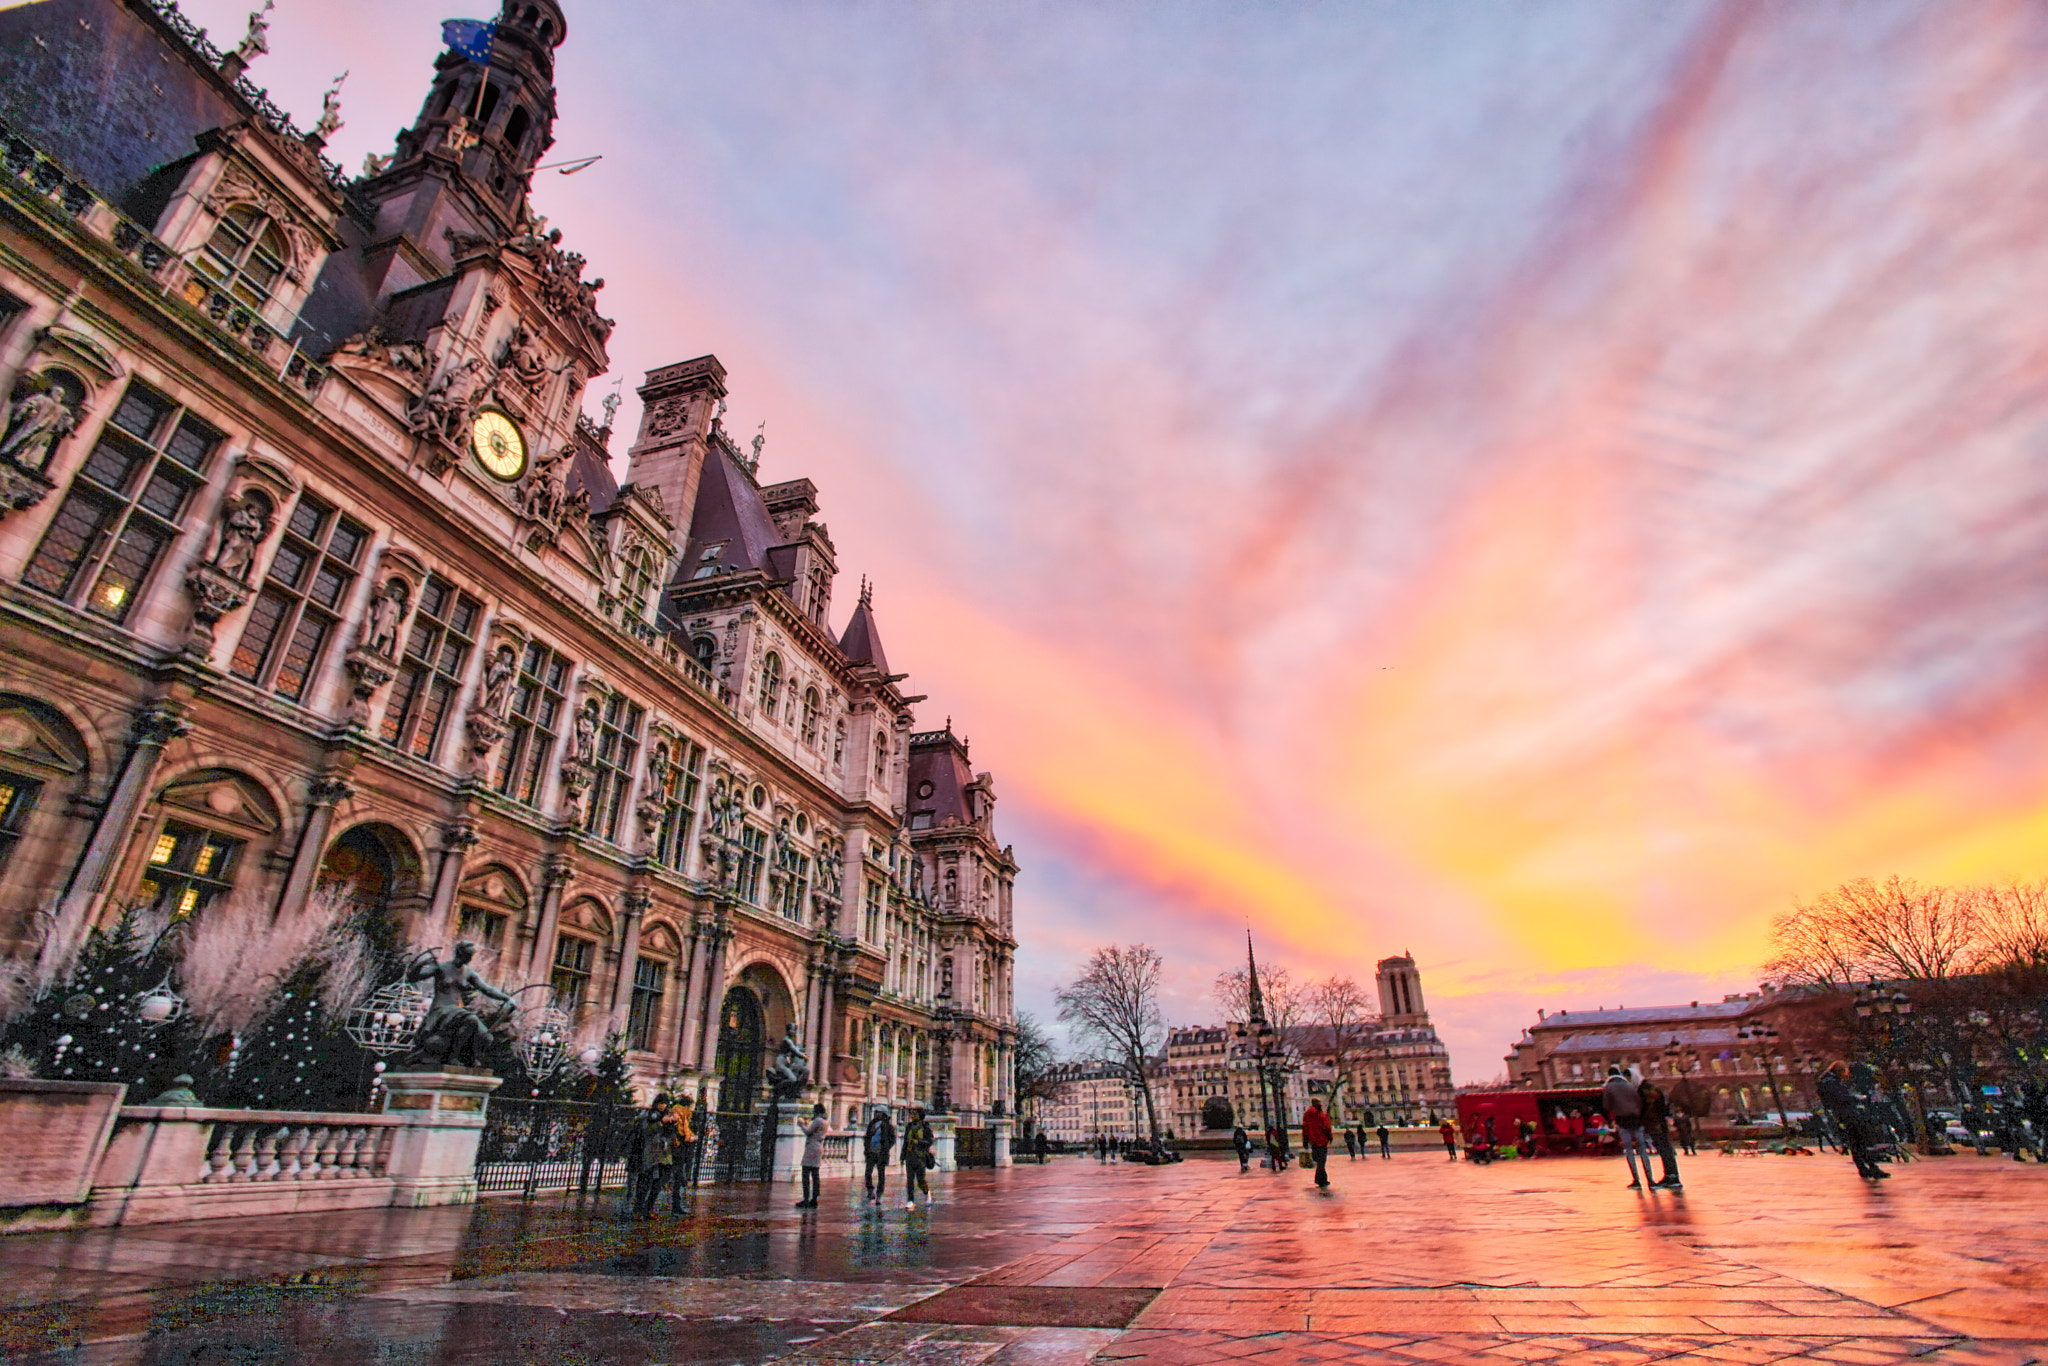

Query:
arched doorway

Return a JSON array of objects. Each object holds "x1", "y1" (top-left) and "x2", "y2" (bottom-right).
[
  {"x1": 711, "y1": 985, "x2": 766, "y2": 1183},
  {"x1": 317, "y1": 823, "x2": 422, "y2": 960}
]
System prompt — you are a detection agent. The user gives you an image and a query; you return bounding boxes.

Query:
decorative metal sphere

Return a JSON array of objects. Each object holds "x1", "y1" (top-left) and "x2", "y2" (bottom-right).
[
  {"x1": 514, "y1": 1005, "x2": 572, "y2": 1076},
  {"x1": 344, "y1": 982, "x2": 430, "y2": 1056},
  {"x1": 135, "y1": 989, "x2": 184, "y2": 1025}
]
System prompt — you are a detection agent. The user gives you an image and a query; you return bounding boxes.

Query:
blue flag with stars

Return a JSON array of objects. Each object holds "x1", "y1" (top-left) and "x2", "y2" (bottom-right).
[{"x1": 441, "y1": 18, "x2": 496, "y2": 63}]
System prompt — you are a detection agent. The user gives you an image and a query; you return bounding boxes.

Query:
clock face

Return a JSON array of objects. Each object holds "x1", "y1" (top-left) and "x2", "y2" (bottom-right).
[{"x1": 470, "y1": 410, "x2": 527, "y2": 481}]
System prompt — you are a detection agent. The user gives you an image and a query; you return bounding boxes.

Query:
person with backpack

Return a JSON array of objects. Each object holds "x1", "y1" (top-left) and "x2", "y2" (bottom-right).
[
  {"x1": 1601, "y1": 1065, "x2": 1651, "y2": 1189},
  {"x1": 1231, "y1": 1124, "x2": 1253, "y2": 1173},
  {"x1": 863, "y1": 1107, "x2": 897, "y2": 1203},
  {"x1": 902, "y1": 1107, "x2": 936, "y2": 1210}
]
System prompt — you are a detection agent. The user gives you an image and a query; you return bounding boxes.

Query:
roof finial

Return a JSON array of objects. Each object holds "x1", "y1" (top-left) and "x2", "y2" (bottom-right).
[{"x1": 859, "y1": 576, "x2": 873, "y2": 607}]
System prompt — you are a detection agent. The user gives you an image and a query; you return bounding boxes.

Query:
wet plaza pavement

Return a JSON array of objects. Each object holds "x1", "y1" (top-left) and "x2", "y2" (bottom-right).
[{"x1": 1, "y1": 1147, "x2": 2044, "y2": 1364}]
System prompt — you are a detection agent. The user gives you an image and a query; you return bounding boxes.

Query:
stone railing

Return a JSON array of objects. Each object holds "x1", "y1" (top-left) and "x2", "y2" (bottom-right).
[
  {"x1": 197, "y1": 1113, "x2": 399, "y2": 1183},
  {"x1": 0, "y1": 116, "x2": 329, "y2": 396}
]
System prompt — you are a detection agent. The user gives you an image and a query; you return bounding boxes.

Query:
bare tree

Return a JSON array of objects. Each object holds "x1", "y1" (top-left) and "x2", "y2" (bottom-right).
[
  {"x1": 1765, "y1": 876, "x2": 1982, "y2": 988},
  {"x1": 1012, "y1": 1011, "x2": 1062, "y2": 1138},
  {"x1": 1305, "y1": 976, "x2": 1378, "y2": 1119},
  {"x1": 1976, "y1": 880, "x2": 2048, "y2": 972},
  {"x1": 1056, "y1": 944, "x2": 1165, "y2": 1140}
]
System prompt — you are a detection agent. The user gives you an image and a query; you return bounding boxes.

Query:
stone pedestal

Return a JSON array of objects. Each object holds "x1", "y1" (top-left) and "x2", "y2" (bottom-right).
[
  {"x1": 992, "y1": 1117, "x2": 1013, "y2": 1169},
  {"x1": 772, "y1": 1117, "x2": 804, "y2": 1182},
  {"x1": 379, "y1": 1069, "x2": 501, "y2": 1207},
  {"x1": 0, "y1": 1080, "x2": 125, "y2": 1209},
  {"x1": 930, "y1": 1114, "x2": 958, "y2": 1173}
]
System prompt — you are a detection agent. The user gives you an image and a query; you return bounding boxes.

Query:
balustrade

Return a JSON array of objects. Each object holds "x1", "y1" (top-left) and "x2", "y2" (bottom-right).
[{"x1": 198, "y1": 1117, "x2": 398, "y2": 1184}]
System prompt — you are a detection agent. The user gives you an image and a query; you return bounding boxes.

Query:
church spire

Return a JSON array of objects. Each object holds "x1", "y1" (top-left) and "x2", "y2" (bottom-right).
[{"x1": 1245, "y1": 929, "x2": 1269, "y2": 1027}]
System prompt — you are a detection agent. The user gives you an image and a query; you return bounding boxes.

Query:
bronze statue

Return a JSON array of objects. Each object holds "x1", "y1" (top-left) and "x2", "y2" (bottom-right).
[
  {"x1": 765, "y1": 1023, "x2": 809, "y2": 1098},
  {"x1": 400, "y1": 941, "x2": 514, "y2": 1070}
]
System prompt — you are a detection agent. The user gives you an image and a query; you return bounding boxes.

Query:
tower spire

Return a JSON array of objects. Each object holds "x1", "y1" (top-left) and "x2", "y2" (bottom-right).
[{"x1": 1245, "y1": 929, "x2": 1268, "y2": 1027}]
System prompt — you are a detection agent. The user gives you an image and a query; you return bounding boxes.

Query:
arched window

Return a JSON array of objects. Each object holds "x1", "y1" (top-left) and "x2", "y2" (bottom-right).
[
  {"x1": 873, "y1": 728, "x2": 888, "y2": 784},
  {"x1": 691, "y1": 635, "x2": 715, "y2": 668},
  {"x1": 196, "y1": 204, "x2": 291, "y2": 310},
  {"x1": 504, "y1": 105, "x2": 532, "y2": 152},
  {"x1": 758, "y1": 652, "x2": 781, "y2": 720}
]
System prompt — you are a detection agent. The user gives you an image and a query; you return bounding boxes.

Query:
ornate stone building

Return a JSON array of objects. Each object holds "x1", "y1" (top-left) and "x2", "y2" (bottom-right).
[{"x1": 0, "y1": 0, "x2": 1018, "y2": 1146}]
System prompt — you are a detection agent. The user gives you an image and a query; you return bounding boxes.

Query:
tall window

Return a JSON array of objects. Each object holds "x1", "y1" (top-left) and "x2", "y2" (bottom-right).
[
  {"x1": 24, "y1": 384, "x2": 221, "y2": 624},
  {"x1": 381, "y1": 575, "x2": 480, "y2": 761},
  {"x1": 229, "y1": 495, "x2": 367, "y2": 703},
  {"x1": 138, "y1": 821, "x2": 240, "y2": 918},
  {"x1": 651, "y1": 736, "x2": 704, "y2": 871},
  {"x1": 495, "y1": 640, "x2": 570, "y2": 806},
  {"x1": 774, "y1": 845, "x2": 810, "y2": 921},
  {"x1": 864, "y1": 878, "x2": 883, "y2": 943},
  {"x1": 193, "y1": 204, "x2": 290, "y2": 309},
  {"x1": 758, "y1": 652, "x2": 781, "y2": 721},
  {"x1": 0, "y1": 773, "x2": 40, "y2": 874},
  {"x1": 618, "y1": 548, "x2": 656, "y2": 625},
  {"x1": 735, "y1": 824, "x2": 767, "y2": 903},
  {"x1": 584, "y1": 692, "x2": 644, "y2": 843},
  {"x1": 627, "y1": 958, "x2": 666, "y2": 1051},
  {"x1": 800, "y1": 688, "x2": 820, "y2": 747},
  {"x1": 457, "y1": 904, "x2": 507, "y2": 953},
  {"x1": 550, "y1": 934, "x2": 593, "y2": 1011},
  {"x1": 873, "y1": 728, "x2": 888, "y2": 784}
]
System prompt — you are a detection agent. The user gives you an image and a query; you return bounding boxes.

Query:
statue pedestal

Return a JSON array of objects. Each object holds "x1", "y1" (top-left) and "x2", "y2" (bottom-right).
[
  {"x1": 930, "y1": 1114, "x2": 958, "y2": 1173},
  {"x1": 992, "y1": 1118, "x2": 1013, "y2": 1169},
  {"x1": 379, "y1": 1069, "x2": 500, "y2": 1207},
  {"x1": 772, "y1": 1117, "x2": 804, "y2": 1183}
]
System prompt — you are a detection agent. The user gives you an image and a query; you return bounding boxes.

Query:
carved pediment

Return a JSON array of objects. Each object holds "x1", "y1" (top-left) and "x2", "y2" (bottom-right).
[
  {"x1": 0, "y1": 703, "x2": 85, "y2": 774},
  {"x1": 31, "y1": 326, "x2": 123, "y2": 388},
  {"x1": 157, "y1": 768, "x2": 280, "y2": 834},
  {"x1": 642, "y1": 920, "x2": 683, "y2": 959},
  {"x1": 562, "y1": 896, "x2": 613, "y2": 939},
  {"x1": 460, "y1": 864, "x2": 529, "y2": 911}
]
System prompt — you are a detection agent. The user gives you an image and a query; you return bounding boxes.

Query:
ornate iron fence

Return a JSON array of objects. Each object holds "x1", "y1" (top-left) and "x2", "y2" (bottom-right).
[
  {"x1": 955, "y1": 1126, "x2": 995, "y2": 1167},
  {"x1": 474, "y1": 1097, "x2": 629, "y2": 1197}
]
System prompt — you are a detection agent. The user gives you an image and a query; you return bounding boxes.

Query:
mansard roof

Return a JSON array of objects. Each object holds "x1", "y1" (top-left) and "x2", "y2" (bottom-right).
[
  {"x1": 838, "y1": 592, "x2": 890, "y2": 674},
  {"x1": 675, "y1": 435, "x2": 783, "y2": 585},
  {"x1": 907, "y1": 727, "x2": 974, "y2": 828},
  {"x1": 565, "y1": 439, "x2": 619, "y2": 516}
]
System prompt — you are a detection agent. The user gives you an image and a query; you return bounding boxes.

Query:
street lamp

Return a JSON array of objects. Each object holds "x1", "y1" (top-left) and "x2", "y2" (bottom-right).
[
  {"x1": 1853, "y1": 980, "x2": 1929, "y2": 1145},
  {"x1": 1735, "y1": 1022, "x2": 1790, "y2": 1130}
]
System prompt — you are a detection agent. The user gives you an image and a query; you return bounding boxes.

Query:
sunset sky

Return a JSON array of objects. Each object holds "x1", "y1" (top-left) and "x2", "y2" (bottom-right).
[{"x1": 185, "y1": 0, "x2": 2048, "y2": 1080}]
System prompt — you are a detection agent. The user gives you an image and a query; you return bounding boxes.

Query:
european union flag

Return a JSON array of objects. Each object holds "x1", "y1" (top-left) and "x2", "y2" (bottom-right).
[{"x1": 441, "y1": 18, "x2": 496, "y2": 63}]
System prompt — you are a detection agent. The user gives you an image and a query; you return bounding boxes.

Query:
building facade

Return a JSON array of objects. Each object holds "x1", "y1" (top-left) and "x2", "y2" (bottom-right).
[
  {"x1": 0, "y1": 0, "x2": 1017, "y2": 1139},
  {"x1": 1038, "y1": 1061, "x2": 1146, "y2": 1145},
  {"x1": 1501, "y1": 993, "x2": 1806, "y2": 1120}
]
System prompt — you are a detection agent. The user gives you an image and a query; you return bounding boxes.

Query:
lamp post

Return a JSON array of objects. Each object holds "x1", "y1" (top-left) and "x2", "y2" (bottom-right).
[
  {"x1": 1854, "y1": 980, "x2": 1927, "y2": 1145},
  {"x1": 1735, "y1": 1022, "x2": 1790, "y2": 1130}
]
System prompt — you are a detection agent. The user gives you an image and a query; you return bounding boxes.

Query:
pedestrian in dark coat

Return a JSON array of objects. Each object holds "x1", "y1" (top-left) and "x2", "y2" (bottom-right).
[
  {"x1": 1637, "y1": 1079, "x2": 1682, "y2": 1188},
  {"x1": 1376, "y1": 1123, "x2": 1392, "y2": 1159},
  {"x1": 1231, "y1": 1125, "x2": 1253, "y2": 1172},
  {"x1": 863, "y1": 1108, "x2": 897, "y2": 1202},
  {"x1": 1819, "y1": 1061, "x2": 1888, "y2": 1180},
  {"x1": 902, "y1": 1108, "x2": 935, "y2": 1209},
  {"x1": 1035, "y1": 1130, "x2": 1050, "y2": 1164}
]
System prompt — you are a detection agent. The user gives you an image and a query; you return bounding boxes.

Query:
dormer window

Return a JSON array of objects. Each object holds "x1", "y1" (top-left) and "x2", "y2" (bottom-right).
[
  {"x1": 195, "y1": 205, "x2": 290, "y2": 311},
  {"x1": 691, "y1": 542, "x2": 726, "y2": 580}
]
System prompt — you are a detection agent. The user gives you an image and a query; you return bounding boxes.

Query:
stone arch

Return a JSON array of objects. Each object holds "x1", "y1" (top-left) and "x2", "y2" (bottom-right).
[
  {"x1": 317, "y1": 821, "x2": 426, "y2": 949},
  {"x1": 129, "y1": 766, "x2": 283, "y2": 919},
  {"x1": 0, "y1": 694, "x2": 93, "y2": 926},
  {"x1": 729, "y1": 957, "x2": 798, "y2": 1048}
]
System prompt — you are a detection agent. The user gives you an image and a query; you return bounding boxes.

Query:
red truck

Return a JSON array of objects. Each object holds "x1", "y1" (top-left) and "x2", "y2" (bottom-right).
[{"x1": 1456, "y1": 1087, "x2": 1616, "y2": 1159}]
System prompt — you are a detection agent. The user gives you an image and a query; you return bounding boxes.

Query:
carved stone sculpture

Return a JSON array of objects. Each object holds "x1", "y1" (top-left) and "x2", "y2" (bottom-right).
[
  {"x1": 765, "y1": 1024, "x2": 809, "y2": 1098},
  {"x1": 207, "y1": 491, "x2": 269, "y2": 582},
  {"x1": 360, "y1": 579, "x2": 408, "y2": 658},
  {"x1": 481, "y1": 644, "x2": 517, "y2": 718},
  {"x1": 398, "y1": 941, "x2": 514, "y2": 1071},
  {"x1": 1, "y1": 375, "x2": 77, "y2": 474},
  {"x1": 406, "y1": 356, "x2": 488, "y2": 445}
]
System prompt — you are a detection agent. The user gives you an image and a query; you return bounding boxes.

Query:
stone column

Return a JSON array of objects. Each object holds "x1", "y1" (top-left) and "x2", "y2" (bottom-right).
[
  {"x1": 56, "y1": 705, "x2": 187, "y2": 954},
  {"x1": 929, "y1": 1113, "x2": 958, "y2": 1173},
  {"x1": 425, "y1": 821, "x2": 479, "y2": 940},
  {"x1": 812, "y1": 968, "x2": 837, "y2": 1089},
  {"x1": 274, "y1": 777, "x2": 353, "y2": 917},
  {"x1": 524, "y1": 859, "x2": 573, "y2": 985},
  {"x1": 694, "y1": 919, "x2": 731, "y2": 1074},
  {"x1": 607, "y1": 887, "x2": 648, "y2": 1029},
  {"x1": 993, "y1": 1117, "x2": 1013, "y2": 1168},
  {"x1": 675, "y1": 911, "x2": 710, "y2": 1068}
]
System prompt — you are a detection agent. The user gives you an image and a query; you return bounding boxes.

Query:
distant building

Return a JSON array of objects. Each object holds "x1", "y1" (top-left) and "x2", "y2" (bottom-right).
[
  {"x1": 1039, "y1": 1060, "x2": 1149, "y2": 1144},
  {"x1": 1503, "y1": 991, "x2": 1804, "y2": 1119}
]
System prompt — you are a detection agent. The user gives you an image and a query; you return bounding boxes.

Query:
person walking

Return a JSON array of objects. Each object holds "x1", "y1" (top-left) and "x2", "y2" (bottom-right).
[
  {"x1": 664, "y1": 1094, "x2": 696, "y2": 1212},
  {"x1": 1601, "y1": 1065, "x2": 1651, "y2": 1189},
  {"x1": 1818, "y1": 1060, "x2": 1889, "y2": 1180},
  {"x1": 795, "y1": 1103, "x2": 828, "y2": 1208},
  {"x1": 1034, "y1": 1130, "x2": 1050, "y2": 1164},
  {"x1": 1232, "y1": 1124, "x2": 1253, "y2": 1173},
  {"x1": 1674, "y1": 1110, "x2": 1697, "y2": 1156},
  {"x1": 1439, "y1": 1117, "x2": 1458, "y2": 1160},
  {"x1": 1265, "y1": 1121, "x2": 1288, "y2": 1173},
  {"x1": 1376, "y1": 1123, "x2": 1392, "y2": 1159},
  {"x1": 1638, "y1": 1077, "x2": 1683, "y2": 1189},
  {"x1": 902, "y1": 1107, "x2": 935, "y2": 1210},
  {"x1": 1302, "y1": 1098, "x2": 1334, "y2": 1188},
  {"x1": 1343, "y1": 1124, "x2": 1359, "y2": 1160},
  {"x1": 863, "y1": 1107, "x2": 897, "y2": 1203},
  {"x1": 633, "y1": 1094, "x2": 679, "y2": 1218}
]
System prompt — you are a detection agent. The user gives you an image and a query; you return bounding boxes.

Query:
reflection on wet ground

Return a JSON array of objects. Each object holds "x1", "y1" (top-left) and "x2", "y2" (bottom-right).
[{"x1": 2, "y1": 1149, "x2": 2045, "y2": 1363}]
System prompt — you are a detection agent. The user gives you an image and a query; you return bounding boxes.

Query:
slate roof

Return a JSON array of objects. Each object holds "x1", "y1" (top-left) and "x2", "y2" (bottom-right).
[
  {"x1": 838, "y1": 591, "x2": 890, "y2": 674},
  {"x1": 907, "y1": 728, "x2": 973, "y2": 827},
  {"x1": 675, "y1": 437, "x2": 783, "y2": 586},
  {"x1": 1537, "y1": 1001, "x2": 1756, "y2": 1031}
]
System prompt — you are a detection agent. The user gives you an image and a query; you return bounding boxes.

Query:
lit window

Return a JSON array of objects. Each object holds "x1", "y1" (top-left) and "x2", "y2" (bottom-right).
[
  {"x1": 137, "y1": 821, "x2": 241, "y2": 918},
  {"x1": 0, "y1": 772, "x2": 41, "y2": 874},
  {"x1": 24, "y1": 383, "x2": 220, "y2": 625}
]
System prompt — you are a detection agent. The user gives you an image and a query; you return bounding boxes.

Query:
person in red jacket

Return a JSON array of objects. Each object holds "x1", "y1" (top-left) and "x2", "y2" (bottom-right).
[{"x1": 1301, "y1": 1098, "x2": 1334, "y2": 1189}]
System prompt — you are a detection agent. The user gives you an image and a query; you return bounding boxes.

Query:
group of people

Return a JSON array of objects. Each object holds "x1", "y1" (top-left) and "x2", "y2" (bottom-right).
[
  {"x1": 622, "y1": 1092, "x2": 699, "y2": 1219},
  {"x1": 1225, "y1": 1099, "x2": 1383, "y2": 1187},
  {"x1": 1600, "y1": 1064, "x2": 1686, "y2": 1189},
  {"x1": 838, "y1": 1104, "x2": 937, "y2": 1211}
]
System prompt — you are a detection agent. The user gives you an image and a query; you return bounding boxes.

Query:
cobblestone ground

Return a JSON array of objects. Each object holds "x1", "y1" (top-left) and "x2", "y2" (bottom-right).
[{"x1": 2, "y1": 1146, "x2": 2044, "y2": 1364}]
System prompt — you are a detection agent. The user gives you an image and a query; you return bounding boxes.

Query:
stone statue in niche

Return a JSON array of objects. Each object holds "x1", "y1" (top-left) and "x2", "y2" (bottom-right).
[
  {"x1": 407, "y1": 357, "x2": 488, "y2": 444},
  {"x1": 360, "y1": 579, "x2": 408, "y2": 658},
  {"x1": 480, "y1": 644, "x2": 517, "y2": 718},
  {"x1": 571, "y1": 698, "x2": 598, "y2": 764},
  {"x1": 0, "y1": 374, "x2": 78, "y2": 473},
  {"x1": 499, "y1": 325, "x2": 551, "y2": 392},
  {"x1": 207, "y1": 491, "x2": 270, "y2": 582}
]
